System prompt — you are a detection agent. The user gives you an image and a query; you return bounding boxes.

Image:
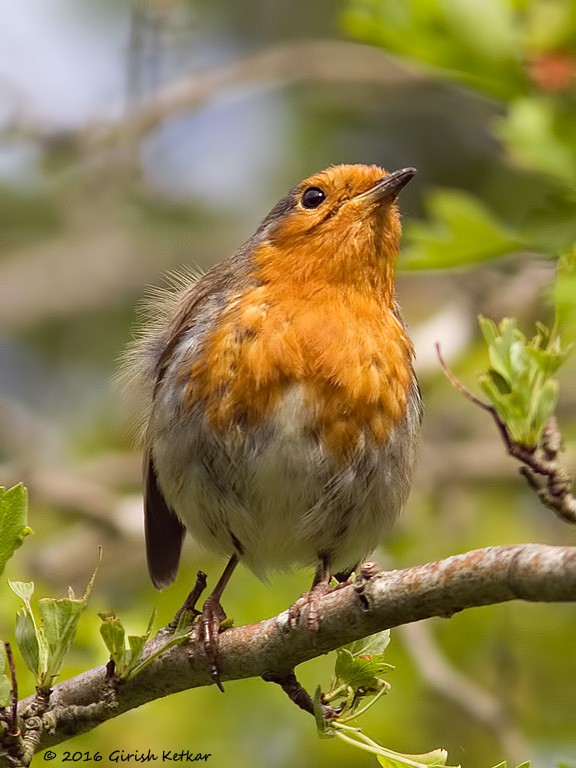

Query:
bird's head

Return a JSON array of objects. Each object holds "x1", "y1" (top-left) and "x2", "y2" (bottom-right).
[{"x1": 252, "y1": 164, "x2": 415, "y2": 297}]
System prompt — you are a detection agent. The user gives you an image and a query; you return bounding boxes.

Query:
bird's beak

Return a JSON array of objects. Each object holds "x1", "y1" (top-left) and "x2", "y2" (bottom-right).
[{"x1": 358, "y1": 167, "x2": 417, "y2": 204}]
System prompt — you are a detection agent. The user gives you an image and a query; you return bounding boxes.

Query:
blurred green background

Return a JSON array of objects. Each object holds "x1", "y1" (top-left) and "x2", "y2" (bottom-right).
[{"x1": 0, "y1": 1, "x2": 575, "y2": 766}]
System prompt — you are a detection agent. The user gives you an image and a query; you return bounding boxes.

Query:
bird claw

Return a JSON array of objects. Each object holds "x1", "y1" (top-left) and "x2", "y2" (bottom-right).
[
  {"x1": 197, "y1": 595, "x2": 227, "y2": 691},
  {"x1": 288, "y1": 582, "x2": 332, "y2": 631}
]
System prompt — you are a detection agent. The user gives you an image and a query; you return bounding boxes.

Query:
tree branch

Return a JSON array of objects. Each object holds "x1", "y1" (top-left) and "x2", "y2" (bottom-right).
[
  {"x1": 9, "y1": 543, "x2": 576, "y2": 759},
  {"x1": 84, "y1": 40, "x2": 420, "y2": 148}
]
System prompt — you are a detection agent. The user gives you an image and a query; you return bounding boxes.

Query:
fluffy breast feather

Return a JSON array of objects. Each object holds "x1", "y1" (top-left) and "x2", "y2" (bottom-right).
[{"x1": 180, "y1": 281, "x2": 416, "y2": 461}]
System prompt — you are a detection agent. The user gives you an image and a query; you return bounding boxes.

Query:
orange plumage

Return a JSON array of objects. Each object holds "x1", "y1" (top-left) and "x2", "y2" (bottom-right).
[{"x1": 183, "y1": 165, "x2": 415, "y2": 459}]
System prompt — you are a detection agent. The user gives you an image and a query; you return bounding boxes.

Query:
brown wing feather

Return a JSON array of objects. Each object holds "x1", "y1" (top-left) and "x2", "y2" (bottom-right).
[
  {"x1": 144, "y1": 450, "x2": 186, "y2": 589},
  {"x1": 140, "y1": 245, "x2": 256, "y2": 588}
]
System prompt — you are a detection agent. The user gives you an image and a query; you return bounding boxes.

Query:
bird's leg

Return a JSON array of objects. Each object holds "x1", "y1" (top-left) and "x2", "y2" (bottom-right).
[
  {"x1": 306, "y1": 556, "x2": 334, "y2": 630},
  {"x1": 288, "y1": 555, "x2": 333, "y2": 631},
  {"x1": 197, "y1": 553, "x2": 239, "y2": 691}
]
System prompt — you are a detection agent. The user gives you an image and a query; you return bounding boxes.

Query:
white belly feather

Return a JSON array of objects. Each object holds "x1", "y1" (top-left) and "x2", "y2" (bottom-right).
[{"x1": 150, "y1": 382, "x2": 419, "y2": 578}]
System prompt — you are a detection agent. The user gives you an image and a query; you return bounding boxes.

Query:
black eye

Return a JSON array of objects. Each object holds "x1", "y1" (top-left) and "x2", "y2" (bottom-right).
[{"x1": 301, "y1": 187, "x2": 326, "y2": 209}]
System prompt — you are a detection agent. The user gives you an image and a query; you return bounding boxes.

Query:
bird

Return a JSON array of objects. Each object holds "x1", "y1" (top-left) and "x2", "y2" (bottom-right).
[{"x1": 123, "y1": 163, "x2": 422, "y2": 686}]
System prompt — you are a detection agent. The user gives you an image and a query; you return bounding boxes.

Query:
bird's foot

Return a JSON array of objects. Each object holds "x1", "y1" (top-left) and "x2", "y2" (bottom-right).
[
  {"x1": 288, "y1": 581, "x2": 333, "y2": 631},
  {"x1": 197, "y1": 594, "x2": 227, "y2": 692}
]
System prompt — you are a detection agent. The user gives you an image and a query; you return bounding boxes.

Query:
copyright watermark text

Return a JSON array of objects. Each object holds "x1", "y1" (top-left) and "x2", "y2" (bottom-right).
[{"x1": 43, "y1": 749, "x2": 212, "y2": 763}]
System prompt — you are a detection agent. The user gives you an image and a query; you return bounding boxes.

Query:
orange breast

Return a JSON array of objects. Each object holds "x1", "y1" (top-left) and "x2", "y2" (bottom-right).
[{"x1": 183, "y1": 281, "x2": 414, "y2": 460}]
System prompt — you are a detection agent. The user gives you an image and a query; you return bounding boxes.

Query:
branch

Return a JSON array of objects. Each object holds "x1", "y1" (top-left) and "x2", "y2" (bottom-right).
[
  {"x1": 11, "y1": 543, "x2": 576, "y2": 758},
  {"x1": 436, "y1": 343, "x2": 576, "y2": 523},
  {"x1": 8, "y1": 40, "x2": 419, "y2": 161},
  {"x1": 83, "y1": 40, "x2": 420, "y2": 147}
]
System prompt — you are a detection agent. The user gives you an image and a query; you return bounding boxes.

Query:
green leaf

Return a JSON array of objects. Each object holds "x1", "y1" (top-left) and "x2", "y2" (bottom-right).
[
  {"x1": 313, "y1": 685, "x2": 333, "y2": 738},
  {"x1": 529, "y1": 379, "x2": 559, "y2": 437},
  {"x1": 126, "y1": 609, "x2": 190, "y2": 679},
  {"x1": 524, "y1": 345, "x2": 565, "y2": 379},
  {"x1": 0, "y1": 675, "x2": 10, "y2": 708},
  {"x1": 402, "y1": 191, "x2": 524, "y2": 270},
  {"x1": 335, "y1": 648, "x2": 393, "y2": 691},
  {"x1": 376, "y1": 747, "x2": 452, "y2": 767},
  {"x1": 9, "y1": 580, "x2": 35, "y2": 602},
  {"x1": 127, "y1": 609, "x2": 156, "y2": 671},
  {"x1": 39, "y1": 596, "x2": 88, "y2": 684},
  {"x1": 99, "y1": 613, "x2": 127, "y2": 675},
  {"x1": 497, "y1": 98, "x2": 576, "y2": 184},
  {"x1": 9, "y1": 555, "x2": 99, "y2": 687},
  {"x1": 487, "y1": 369, "x2": 512, "y2": 395},
  {"x1": 127, "y1": 635, "x2": 147, "y2": 667},
  {"x1": 343, "y1": 0, "x2": 526, "y2": 100},
  {"x1": 15, "y1": 606, "x2": 42, "y2": 679},
  {"x1": 0, "y1": 485, "x2": 32, "y2": 578},
  {"x1": 10, "y1": 580, "x2": 49, "y2": 680},
  {"x1": 34, "y1": 555, "x2": 99, "y2": 686},
  {"x1": 332, "y1": 721, "x2": 460, "y2": 767},
  {"x1": 343, "y1": 630, "x2": 391, "y2": 658},
  {"x1": 100, "y1": 609, "x2": 157, "y2": 680},
  {"x1": 323, "y1": 630, "x2": 393, "y2": 724}
]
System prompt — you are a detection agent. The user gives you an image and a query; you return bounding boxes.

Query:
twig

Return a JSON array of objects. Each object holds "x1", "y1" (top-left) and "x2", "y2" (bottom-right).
[
  {"x1": 436, "y1": 343, "x2": 576, "y2": 523},
  {"x1": 4, "y1": 645, "x2": 18, "y2": 738},
  {"x1": 261, "y1": 671, "x2": 315, "y2": 715},
  {"x1": 82, "y1": 40, "x2": 420, "y2": 148}
]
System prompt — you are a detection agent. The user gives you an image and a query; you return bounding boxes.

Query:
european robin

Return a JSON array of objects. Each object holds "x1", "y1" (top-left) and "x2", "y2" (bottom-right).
[{"x1": 124, "y1": 163, "x2": 422, "y2": 685}]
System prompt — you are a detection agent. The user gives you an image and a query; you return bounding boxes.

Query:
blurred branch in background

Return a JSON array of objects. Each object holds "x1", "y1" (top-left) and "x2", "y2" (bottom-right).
[
  {"x1": 92, "y1": 39, "x2": 419, "y2": 146},
  {"x1": 399, "y1": 622, "x2": 528, "y2": 765},
  {"x1": 0, "y1": 39, "x2": 420, "y2": 336},
  {"x1": 6, "y1": 39, "x2": 420, "y2": 177}
]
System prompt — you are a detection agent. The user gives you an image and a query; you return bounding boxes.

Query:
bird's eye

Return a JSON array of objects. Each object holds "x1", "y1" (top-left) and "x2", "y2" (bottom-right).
[{"x1": 301, "y1": 187, "x2": 326, "y2": 209}]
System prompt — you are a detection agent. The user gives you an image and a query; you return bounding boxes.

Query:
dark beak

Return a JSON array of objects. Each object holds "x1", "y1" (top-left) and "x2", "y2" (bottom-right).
[{"x1": 360, "y1": 167, "x2": 416, "y2": 204}]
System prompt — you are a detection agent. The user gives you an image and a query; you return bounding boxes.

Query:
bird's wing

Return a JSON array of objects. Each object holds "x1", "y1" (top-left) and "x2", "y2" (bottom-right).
[
  {"x1": 142, "y1": 245, "x2": 256, "y2": 588},
  {"x1": 144, "y1": 448, "x2": 186, "y2": 589}
]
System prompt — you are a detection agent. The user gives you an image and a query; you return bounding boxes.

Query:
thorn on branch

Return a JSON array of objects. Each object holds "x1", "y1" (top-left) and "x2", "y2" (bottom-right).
[
  {"x1": 436, "y1": 343, "x2": 576, "y2": 524},
  {"x1": 168, "y1": 570, "x2": 207, "y2": 632}
]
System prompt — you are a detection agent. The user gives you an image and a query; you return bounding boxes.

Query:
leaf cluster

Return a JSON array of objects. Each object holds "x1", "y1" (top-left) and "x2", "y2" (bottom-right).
[
  {"x1": 344, "y1": 0, "x2": 576, "y2": 269},
  {"x1": 9, "y1": 565, "x2": 97, "y2": 690},
  {"x1": 98, "y1": 608, "x2": 192, "y2": 681},
  {"x1": 314, "y1": 631, "x2": 459, "y2": 767},
  {"x1": 478, "y1": 316, "x2": 570, "y2": 447}
]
